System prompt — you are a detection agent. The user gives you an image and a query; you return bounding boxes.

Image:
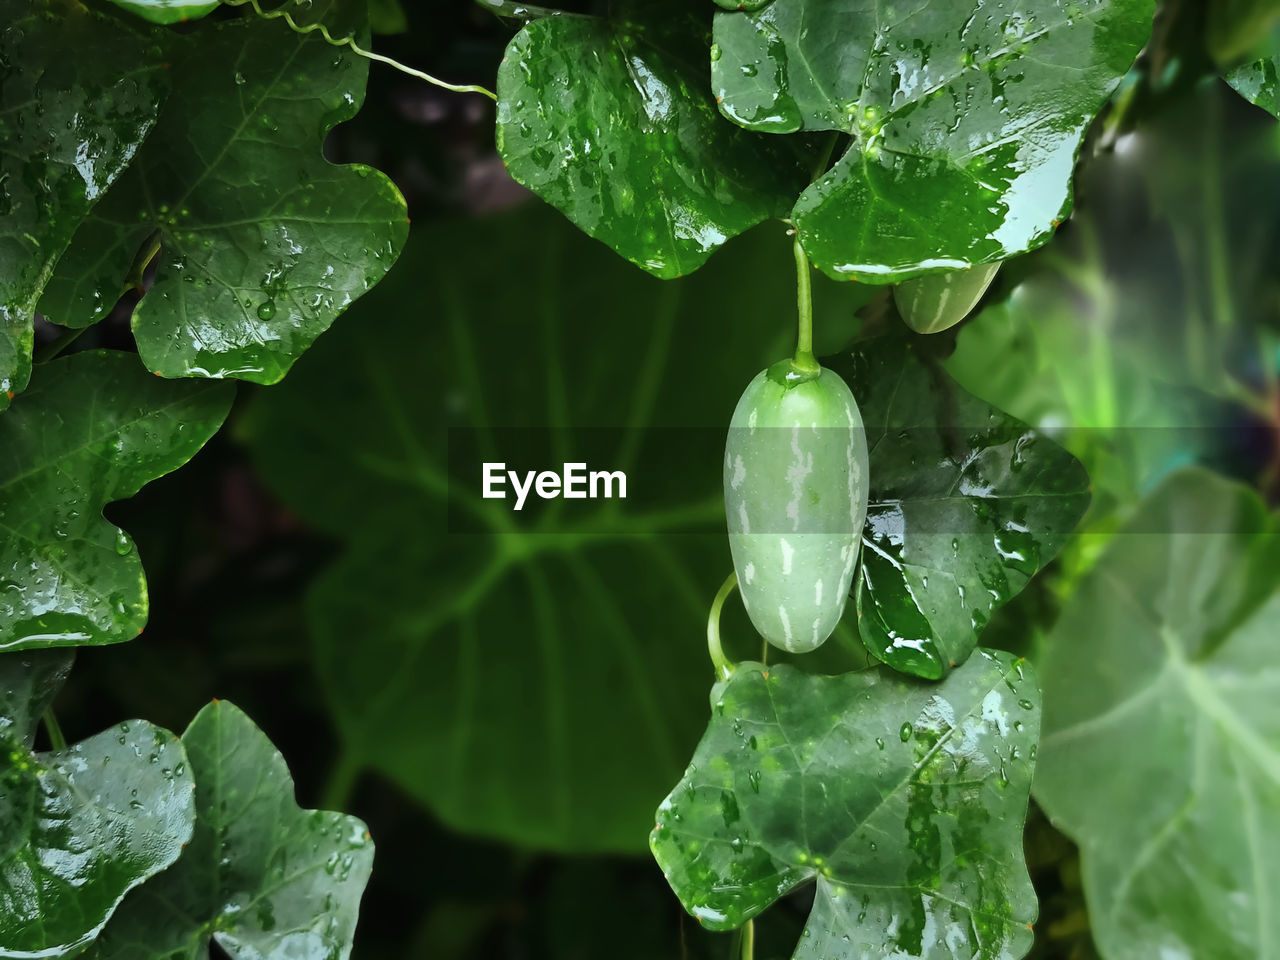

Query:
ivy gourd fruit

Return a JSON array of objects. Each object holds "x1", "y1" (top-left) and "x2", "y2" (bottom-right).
[
  {"x1": 724, "y1": 359, "x2": 869, "y2": 653},
  {"x1": 893, "y1": 262, "x2": 1001, "y2": 334}
]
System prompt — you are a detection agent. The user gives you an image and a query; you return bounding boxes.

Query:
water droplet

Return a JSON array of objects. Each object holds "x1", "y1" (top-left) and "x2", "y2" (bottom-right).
[
  {"x1": 709, "y1": 43, "x2": 722, "y2": 62},
  {"x1": 114, "y1": 530, "x2": 132, "y2": 555},
  {"x1": 748, "y1": 770, "x2": 761, "y2": 793},
  {"x1": 257, "y1": 300, "x2": 277, "y2": 320},
  {"x1": 899, "y1": 722, "x2": 913, "y2": 741}
]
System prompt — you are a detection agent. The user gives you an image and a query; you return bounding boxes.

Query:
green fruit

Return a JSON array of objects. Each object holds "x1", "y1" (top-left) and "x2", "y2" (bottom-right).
[
  {"x1": 723, "y1": 359, "x2": 869, "y2": 653},
  {"x1": 893, "y1": 262, "x2": 1000, "y2": 334}
]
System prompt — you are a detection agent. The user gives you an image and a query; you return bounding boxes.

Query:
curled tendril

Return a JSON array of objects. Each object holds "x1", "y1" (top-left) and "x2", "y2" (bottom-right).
[{"x1": 222, "y1": 0, "x2": 498, "y2": 100}]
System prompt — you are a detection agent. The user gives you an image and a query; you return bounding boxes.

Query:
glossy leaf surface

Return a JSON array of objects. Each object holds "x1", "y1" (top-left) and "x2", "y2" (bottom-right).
[
  {"x1": 242, "y1": 205, "x2": 876, "y2": 852},
  {"x1": 496, "y1": 13, "x2": 807, "y2": 278},
  {"x1": 1225, "y1": 24, "x2": 1280, "y2": 118},
  {"x1": 39, "y1": 12, "x2": 407, "y2": 382},
  {"x1": 0, "y1": 650, "x2": 195, "y2": 958},
  {"x1": 87, "y1": 699, "x2": 374, "y2": 960},
  {"x1": 710, "y1": 0, "x2": 1153, "y2": 280},
  {"x1": 828, "y1": 339, "x2": 1090, "y2": 679},
  {"x1": 0, "y1": 351, "x2": 233, "y2": 651},
  {"x1": 651, "y1": 650, "x2": 1039, "y2": 959},
  {"x1": 0, "y1": 0, "x2": 166, "y2": 409},
  {"x1": 1035, "y1": 469, "x2": 1280, "y2": 960},
  {"x1": 100, "y1": 0, "x2": 219, "y2": 23}
]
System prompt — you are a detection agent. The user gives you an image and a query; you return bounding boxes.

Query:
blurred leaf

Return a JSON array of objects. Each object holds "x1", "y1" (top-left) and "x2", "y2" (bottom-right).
[
  {"x1": 827, "y1": 339, "x2": 1090, "y2": 679},
  {"x1": 651, "y1": 650, "x2": 1040, "y2": 960},
  {"x1": 948, "y1": 86, "x2": 1280, "y2": 526},
  {"x1": 39, "y1": 11, "x2": 408, "y2": 382},
  {"x1": 241, "y1": 205, "x2": 874, "y2": 852},
  {"x1": 496, "y1": 12, "x2": 809, "y2": 278},
  {"x1": 709, "y1": 0, "x2": 1153, "y2": 280},
  {"x1": 87, "y1": 700, "x2": 373, "y2": 959},
  {"x1": 1211, "y1": 0, "x2": 1280, "y2": 68},
  {"x1": 1034, "y1": 468, "x2": 1280, "y2": 960},
  {"x1": 0, "y1": 650, "x2": 195, "y2": 958},
  {"x1": 0, "y1": 351, "x2": 233, "y2": 651},
  {"x1": 102, "y1": 0, "x2": 219, "y2": 23},
  {"x1": 0, "y1": 0, "x2": 166, "y2": 409}
]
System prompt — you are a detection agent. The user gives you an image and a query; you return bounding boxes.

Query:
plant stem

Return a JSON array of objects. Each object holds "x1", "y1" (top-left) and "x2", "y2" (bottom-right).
[
  {"x1": 793, "y1": 239, "x2": 819, "y2": 375},
  {"x1": 42, "y1": 709, "x2": 67, "y2": 752},
  {"x1": 741, "y1": 919, "x2": 755, "y2": 960},
  {"x1": 707, "y1": 571, "x2": 738, "y2": 681}
]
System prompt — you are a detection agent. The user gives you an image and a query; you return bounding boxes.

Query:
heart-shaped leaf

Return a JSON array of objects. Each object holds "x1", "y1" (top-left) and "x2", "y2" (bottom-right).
[
  {"x1": 827, "y1": 339, "x2": 1090, "y2": 679},
  {"x1": 0, "y1": 650, "x2": 195, "y2": 958},
  {"x1": 1034, "y1": 468, "x2": 1280, "y2": 960},
  {"x1": 39, "y1": 10, "x2": 408, "y2": 382},
  {"x1": 0, "y1": 0, "x2": 167, "y2": 410},
  {"x1": 496, "y1": 10, "x2": 809, "y2": 278},
  {"x1": 0, "y1": 351, "x2": 233, "y2": 651},
  {"x1": 241, "y1": 204, "x2": 876, "y2": 851},
  {"x1": 85, "y1": 699, "x2": 374, "y2": 959},
  {"x1": 651, "y1": 649, "x2": 1040, "y2": 959},
  {"x1": 711, "y1": 0, "x2": 1154, "y2": 280}
]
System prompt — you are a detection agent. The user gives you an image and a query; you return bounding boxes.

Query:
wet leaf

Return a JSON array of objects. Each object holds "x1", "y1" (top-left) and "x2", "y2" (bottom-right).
[
  {"x1": 651, "y1": 649, "x2": 1039, "y2": 959},
  {"x1": 711, "y1": 0, "x2": 1154, "y2": 280},
  {"x1": 1225, "y1": 22, "x2": 1280, "y2": 118},
  {"x1": 0, "y1": 0, "x2": 166, "y2": 409},
  {"x1": 0, "y1": 351, "x2": 233, "y2": 651},
  {"x1": 241, "y1": 204, "x2": 874, "y2": 851},
  {"x1": 1034, "y1": 468, "x2": 1280, "y2": 960},
  {"x1": 496, "y1": 10, "x2": 809, "y2": 278},
  {"x1": 100, "y1": 0, "x2": 219, "y2": 24},
  {"x1": 39, "y1": 10, "x2": 407, "y2": 382},
  {"x1": 827, "y1": 339, "x2": 1090, "y2": 679},
  {"x1": 86, "y1": 699, "x2": 374, "y2": 959},
  {"x1": 0, "y1": 650, "x2": 195, "y2": 958}
]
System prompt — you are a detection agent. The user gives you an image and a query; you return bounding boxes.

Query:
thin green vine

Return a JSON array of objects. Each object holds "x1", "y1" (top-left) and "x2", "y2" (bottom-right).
[
  {"x1": 226, "y1": 0, "x2": 498, "y2": 100},
  {"x1": 707, "y1": 571, "x2": 738, "y2": 681}
]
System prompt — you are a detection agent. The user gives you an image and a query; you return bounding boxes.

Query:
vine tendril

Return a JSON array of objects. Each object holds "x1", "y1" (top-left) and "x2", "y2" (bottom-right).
[{"x1": 225, "y1": 0, "x2": 498, "y2": 100}]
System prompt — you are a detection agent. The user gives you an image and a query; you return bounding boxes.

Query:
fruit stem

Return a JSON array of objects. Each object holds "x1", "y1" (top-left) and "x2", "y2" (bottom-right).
[
  {"x1": 741, "y1": 919, "x2": 755, "y2": 960},
  {"x1": 793, "y1": 239, "x2": 820, "y2": 376},
  {"x1": 707, "y1": 571, "x2": 739, "y2": 681}
]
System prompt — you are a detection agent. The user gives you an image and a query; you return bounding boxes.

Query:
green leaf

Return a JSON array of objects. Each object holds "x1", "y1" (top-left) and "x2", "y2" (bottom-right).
[
  {"x1": 0, "y1": 351, "x2": 233, "y2": 651},
  {"x1": 240, "y1": 204, "x2": 875, "y2": 852},
  {"x1": 710, "y1": 0, "x2": 1154, "y2": 280},
  {"x1": 1034, "y1": 468, "x2": 1280, "y2": 960},
  {"x1": 101, "y1": 0, "x2": 219, "y2": 24},
  {"x1": 651, "y1": 650, "x2": 1040, "y2": 959},
  {"x1": 826, "y1": 338, "x2": 1090, "y2": 679},
  {"x1": 0, "y1": 0, "x2": 167, "y2": 410},
  {"x1": 0, "y1": 651, "x2": 195, "y2": 958},
  {"x1": 1225, "y1": 23, "x2": 1280, "y2": 118},
  {"x1": 496, "y1": 12, "x2": 809, "y2": 278},
  {"x1": 87, "y1": 699, "x2": 374, "y2": 960},
  {"x1": 39, "y1": 11, "x2": 408, "y2": 382}
]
